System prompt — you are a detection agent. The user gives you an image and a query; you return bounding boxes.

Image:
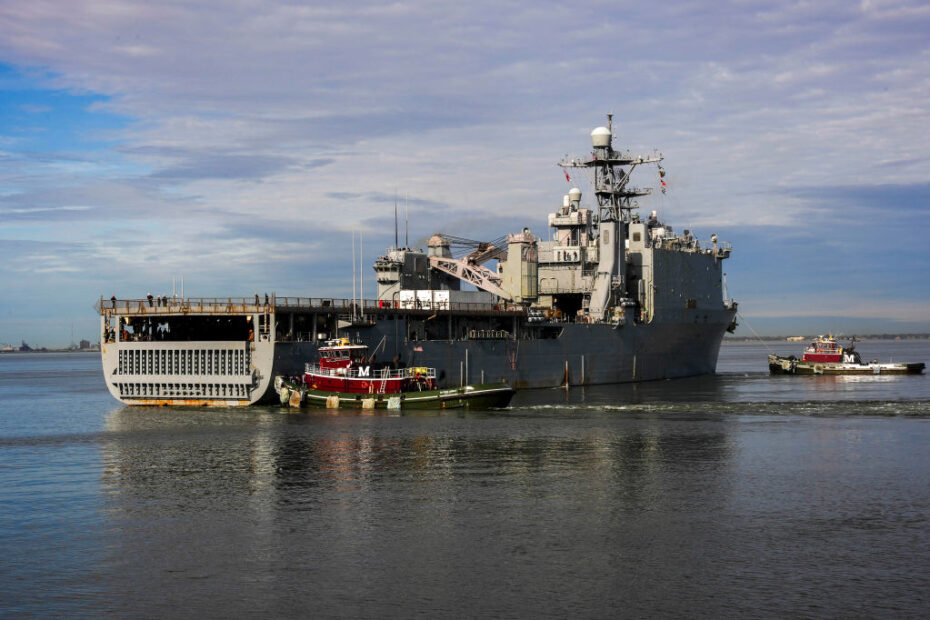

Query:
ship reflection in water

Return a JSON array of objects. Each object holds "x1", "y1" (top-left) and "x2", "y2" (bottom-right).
[
  {"x1": 96, "y1": 388, "x2": 930, "y2": 617},
  {"x1": 99, "y1": 403, "x2": 737, "y2": 616}
]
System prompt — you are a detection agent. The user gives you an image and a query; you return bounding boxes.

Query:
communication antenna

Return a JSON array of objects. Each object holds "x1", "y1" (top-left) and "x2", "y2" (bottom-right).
[
  {"x1": 352, "y1": 231, "x2": 357, "y2": 315},
  {"x1": 394, "y1": 193, "x2": 399, "y2": 250},
  {"x1": 359, "y1": 231, "x2": 364, "y2": 308},
  {"x1": 405, "y1": 194, "x2": 409, "y2": 249}
]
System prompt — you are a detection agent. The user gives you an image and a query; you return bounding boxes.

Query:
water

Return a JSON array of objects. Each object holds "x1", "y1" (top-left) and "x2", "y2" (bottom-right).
[{"x1": 1, "y1": 342, "x2": 929, "y2": 617}]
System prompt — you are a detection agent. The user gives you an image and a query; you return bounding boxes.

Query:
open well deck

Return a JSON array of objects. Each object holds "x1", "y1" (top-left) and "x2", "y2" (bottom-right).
[{"x1": 97, "y1": 295, "x2": 526, "y2": 405}]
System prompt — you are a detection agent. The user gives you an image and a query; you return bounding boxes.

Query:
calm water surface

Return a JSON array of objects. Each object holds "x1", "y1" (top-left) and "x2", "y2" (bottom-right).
[{"x1": 1, "y1": 341, "x2": 929, "y2": 617}]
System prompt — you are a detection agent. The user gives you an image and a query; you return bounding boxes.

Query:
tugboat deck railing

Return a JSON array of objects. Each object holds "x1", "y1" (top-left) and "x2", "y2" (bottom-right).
[{"x1": 304, "y1": 363, "x2": 436, "y2": 380}]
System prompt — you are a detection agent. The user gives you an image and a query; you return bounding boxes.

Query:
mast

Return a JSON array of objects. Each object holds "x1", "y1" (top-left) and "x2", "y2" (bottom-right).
[
  {"x1": 360, "y1": 231, "x2": 364, "y2": 309},
  {"x1": 559, "y1": 114, "x2": 663, "y2": 321},
  {"x1": 352, "y1": 231, "x2": 357, "y2": 318}
]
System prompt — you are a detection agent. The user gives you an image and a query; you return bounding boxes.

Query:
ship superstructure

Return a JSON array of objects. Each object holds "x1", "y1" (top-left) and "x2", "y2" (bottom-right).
[{"x1": 98, "y1": 116, "x2": 736, "y2": 406}]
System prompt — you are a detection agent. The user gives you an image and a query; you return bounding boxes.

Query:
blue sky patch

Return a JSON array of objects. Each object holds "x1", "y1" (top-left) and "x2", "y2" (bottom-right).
[{"x1": 1, "y1": 2, "x2": 929, "y2": 346}]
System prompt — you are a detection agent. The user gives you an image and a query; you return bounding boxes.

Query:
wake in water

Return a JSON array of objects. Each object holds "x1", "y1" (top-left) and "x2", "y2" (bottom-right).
[{"x1": 506, "y1": 399, "x2": 930, "y2": 417}]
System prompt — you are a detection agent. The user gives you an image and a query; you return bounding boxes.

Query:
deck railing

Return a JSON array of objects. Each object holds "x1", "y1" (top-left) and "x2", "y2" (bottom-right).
[{"x1": 98, "y1": 295, "x2": 523, "y2": 316}]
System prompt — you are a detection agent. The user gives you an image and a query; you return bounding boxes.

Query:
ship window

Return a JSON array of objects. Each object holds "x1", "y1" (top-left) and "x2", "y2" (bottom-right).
[
  {"x1": 603, "y1": 230, "x2": 610, "y2": 244},
  {"x1": 632, "y1": 232, "x2": 641, "y2": 242}
]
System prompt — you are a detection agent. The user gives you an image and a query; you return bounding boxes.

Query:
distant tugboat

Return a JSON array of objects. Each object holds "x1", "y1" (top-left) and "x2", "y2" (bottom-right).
[
  {"x1": 768, "y1": 335, "x2": 925, "y2": 375},
  {"x1": 275, "y1": 338, "x2": 515, "y2": 409}
]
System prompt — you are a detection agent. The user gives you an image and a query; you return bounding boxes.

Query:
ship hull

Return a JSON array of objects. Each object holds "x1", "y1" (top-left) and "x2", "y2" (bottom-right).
[
  {"x1": 101, "y1": 313, "x2": 733, "y2": 406},
  {"x1": 391, "y1": 318, "x2": 730, "y2": 389}
]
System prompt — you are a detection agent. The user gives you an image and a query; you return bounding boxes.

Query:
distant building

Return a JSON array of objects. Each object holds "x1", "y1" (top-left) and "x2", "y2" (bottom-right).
[
  {"x1": 0, "y1": 343, "x2": 13, "y2": 352},
  {"x1": 786, "y1": 336, "x2": 805, "y2": 341}
]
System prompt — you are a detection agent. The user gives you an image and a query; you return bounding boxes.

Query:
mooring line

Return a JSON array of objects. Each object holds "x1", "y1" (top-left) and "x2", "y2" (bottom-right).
[{"x1": 736, "y1": 311, "x2": 777, "y2": 355}]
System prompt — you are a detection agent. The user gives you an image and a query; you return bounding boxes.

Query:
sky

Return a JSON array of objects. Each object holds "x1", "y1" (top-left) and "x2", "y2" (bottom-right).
[{"x1": 1, "y1": 0, "x2": 929, "y2": 346}]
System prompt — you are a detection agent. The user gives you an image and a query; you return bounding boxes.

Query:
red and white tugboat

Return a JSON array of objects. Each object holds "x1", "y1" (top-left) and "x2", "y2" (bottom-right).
[
  {"x1": 769, "y1": 335, "x2": 925, "y2": 375},
  {"x1": 274, "y1": 338, "x2": 515, "y2": 409}
]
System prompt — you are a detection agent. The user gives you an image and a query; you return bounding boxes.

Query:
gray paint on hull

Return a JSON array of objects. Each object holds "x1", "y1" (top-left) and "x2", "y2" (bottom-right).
[
  {"x1": 101, "y1": 311, "x2": 734, "y2": 406},
  {"x1": 260, "y1": 311, "x2": 733, "y2": 402}
]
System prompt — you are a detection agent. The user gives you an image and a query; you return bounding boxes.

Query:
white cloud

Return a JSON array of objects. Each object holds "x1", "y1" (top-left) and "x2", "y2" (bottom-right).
[{"x1": 1, "y1": 0, "x2": 930, "y2": 343}]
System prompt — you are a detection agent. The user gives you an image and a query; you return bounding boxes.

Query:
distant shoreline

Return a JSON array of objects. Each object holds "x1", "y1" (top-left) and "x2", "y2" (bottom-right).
[
  {"x1": 725, "y1": 333, "x2": 930, "y2": 342},
  {"x1": 0, "y1": 348, "x2": 100, "y2": 354}
]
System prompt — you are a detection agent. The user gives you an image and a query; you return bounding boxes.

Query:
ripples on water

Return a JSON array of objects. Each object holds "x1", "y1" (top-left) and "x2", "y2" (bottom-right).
[{"x1": 1, "y1": 345, "x2": 928, "y2": 617}]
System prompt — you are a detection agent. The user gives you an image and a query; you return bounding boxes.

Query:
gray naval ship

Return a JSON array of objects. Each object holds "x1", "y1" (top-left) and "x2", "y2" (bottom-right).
[{"x1": 97, "y1": 115, "x2": 737, "y2": 406}]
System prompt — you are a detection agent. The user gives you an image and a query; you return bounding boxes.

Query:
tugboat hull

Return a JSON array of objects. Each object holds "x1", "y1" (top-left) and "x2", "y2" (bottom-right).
[
  {"x1": 768, "y1": 355, "x2": 925, "y2": 376},
  {"x1": 275, "y1": 377, "x2": 515, "y2": 410}
]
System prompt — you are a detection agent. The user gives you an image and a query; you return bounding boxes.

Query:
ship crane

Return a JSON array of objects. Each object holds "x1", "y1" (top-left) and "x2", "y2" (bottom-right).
[{"x1": 427, "y1": 234, "x2": 512, "y2": 299}]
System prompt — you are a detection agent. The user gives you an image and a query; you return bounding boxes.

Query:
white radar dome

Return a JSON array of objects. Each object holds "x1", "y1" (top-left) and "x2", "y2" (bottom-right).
[
  {"x1": 568, "y1": 187, "x2": 582, "y2": 202},
  {"x1": 591, "y1": 126, "x2": 611, "y2": 148}
]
